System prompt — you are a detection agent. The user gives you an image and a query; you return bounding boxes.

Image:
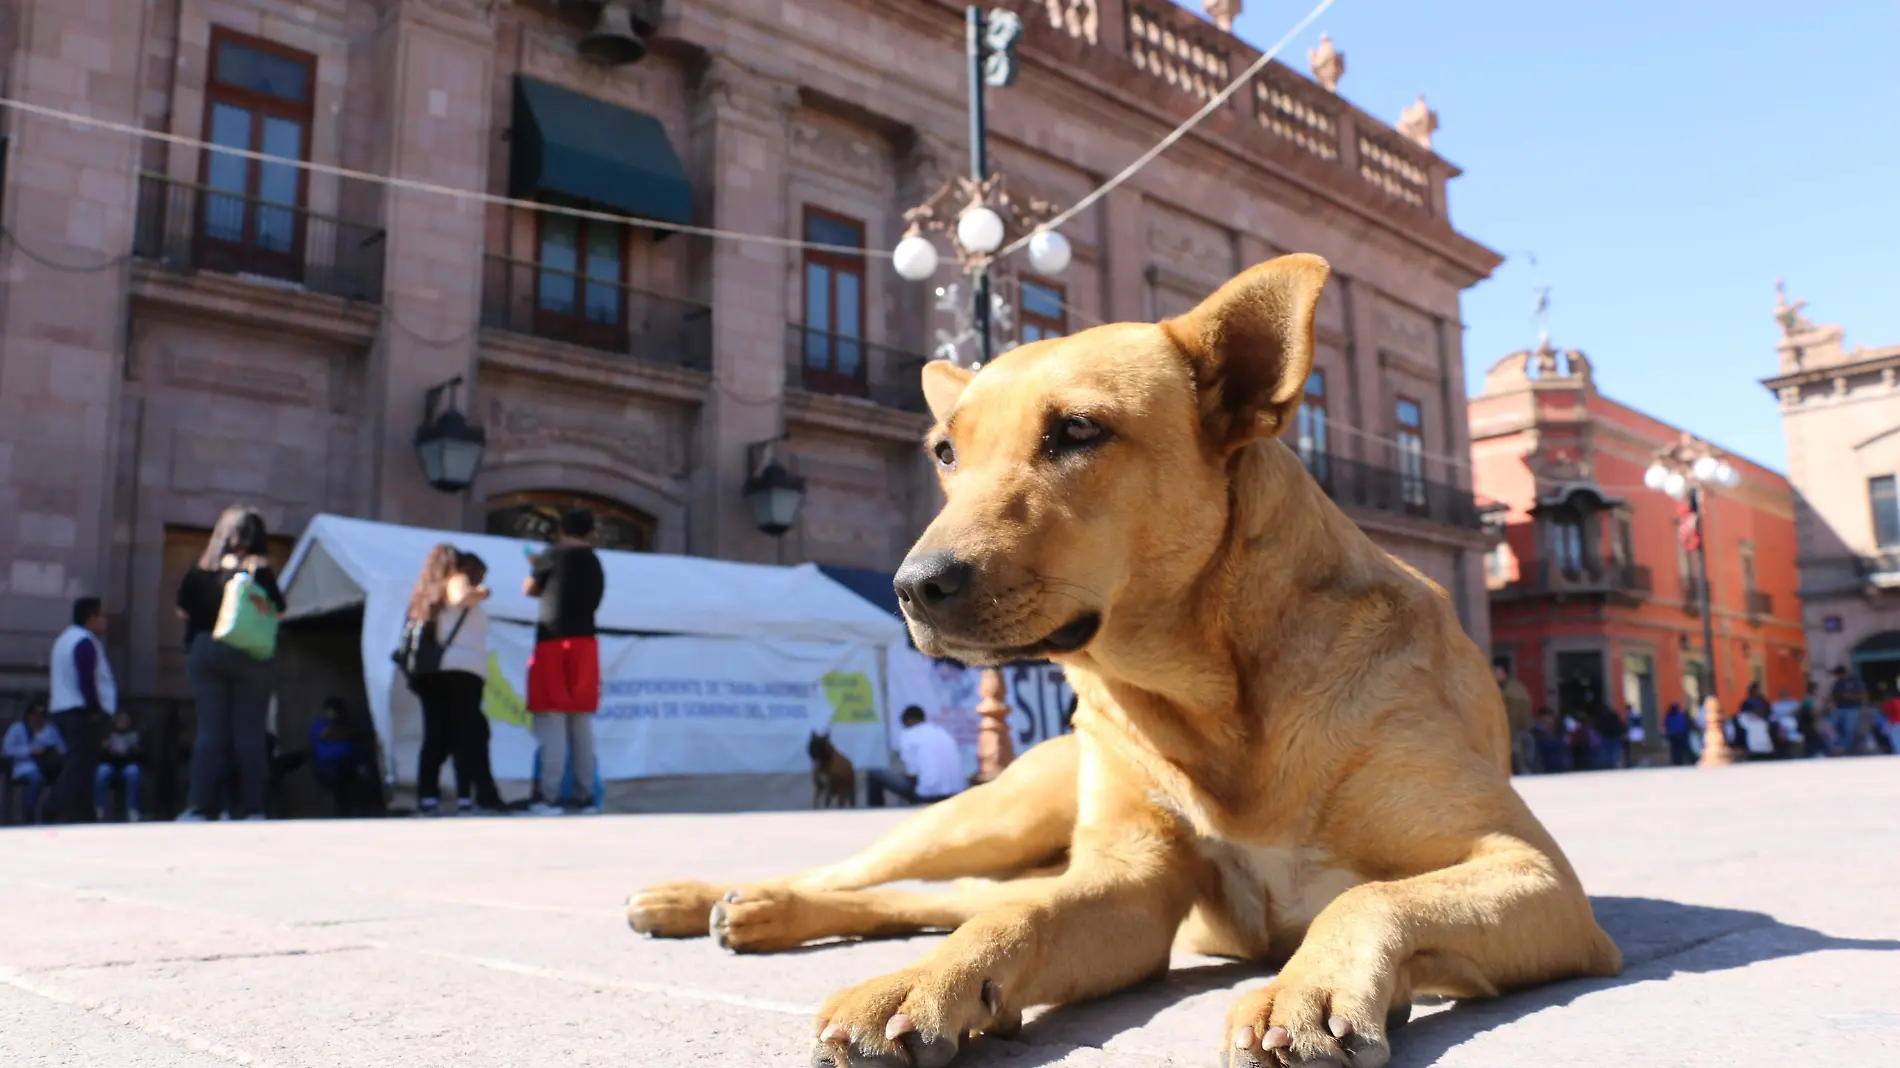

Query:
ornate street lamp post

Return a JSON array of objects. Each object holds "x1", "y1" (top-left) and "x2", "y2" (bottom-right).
[
  {"x1": 1644, "y1": 434, "x2": 1743, "y2": 767},
  {"x1": 891, "y1": 7, "x2": 1074, "y2": 369}
]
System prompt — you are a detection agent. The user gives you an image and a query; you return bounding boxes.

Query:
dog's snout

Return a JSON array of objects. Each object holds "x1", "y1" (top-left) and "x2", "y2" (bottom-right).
[{"x1": 894, "y1": 551, "x2": 974, "y2": 613}]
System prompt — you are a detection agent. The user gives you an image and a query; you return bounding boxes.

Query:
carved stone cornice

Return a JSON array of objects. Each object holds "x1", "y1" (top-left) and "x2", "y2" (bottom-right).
[{"x1": 694, "y1": 53, "x2": 800, "y2": 129}]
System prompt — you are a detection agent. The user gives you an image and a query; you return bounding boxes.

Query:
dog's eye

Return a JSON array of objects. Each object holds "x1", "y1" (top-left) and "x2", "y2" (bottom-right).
[
  {"x1": 1061, "y1": 416, "x2": 1103, "y2": 444},
  {"x1": 1045, "y1": 415, "x2": 1108, "y2": 459},
  {"x1": 931, "y1": 439, "x2": 957, "y2": 469}
]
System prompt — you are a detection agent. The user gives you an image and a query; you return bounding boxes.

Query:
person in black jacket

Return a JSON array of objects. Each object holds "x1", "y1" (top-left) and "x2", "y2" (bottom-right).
[{"x1": 174, "y1": 506, "x2": 285, "y2": 822}]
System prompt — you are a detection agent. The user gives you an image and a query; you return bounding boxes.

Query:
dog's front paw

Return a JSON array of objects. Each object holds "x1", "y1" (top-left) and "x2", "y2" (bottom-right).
[
  {"x1": 1221, "y1": 970, "x2": 1401, "y2": 1068},
  {"x1": 811, "y1": 967, "x2": 1015, "y2": 1068},
  {"x1": 710, "y1": 885, "x2": 829, "y2": 953},
  {"x1": 625, "y1": 880, "x2": 728, "y2": 938}
]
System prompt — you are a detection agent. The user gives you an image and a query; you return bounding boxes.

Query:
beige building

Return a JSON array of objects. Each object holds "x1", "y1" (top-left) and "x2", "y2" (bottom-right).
[
  {"x1": 0, "y1": 0, "x2": 1499, "y2": 702},
  {"x1": 1763, "y1": 285, "x2": 1900, "y2": 692}
]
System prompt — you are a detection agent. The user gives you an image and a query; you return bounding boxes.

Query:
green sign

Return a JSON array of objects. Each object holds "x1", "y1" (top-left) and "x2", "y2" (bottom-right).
[
  {"x1": 482, "y1": 651, "x2": 532, "y2": 729},
  {"x1": 822, "y1": 671, "x2": 880, "y2": 725}
]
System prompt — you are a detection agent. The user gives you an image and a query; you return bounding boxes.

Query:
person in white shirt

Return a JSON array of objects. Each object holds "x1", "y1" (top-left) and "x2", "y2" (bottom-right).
[
  {"x1": 867, "y1": 705, "x2": 965, "y2": 807},
  {"x1": 404, "y1": 546, "x2": 505, "y2": 815}
]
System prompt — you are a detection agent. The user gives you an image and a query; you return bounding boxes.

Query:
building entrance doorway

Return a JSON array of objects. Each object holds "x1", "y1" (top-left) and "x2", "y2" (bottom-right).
[{"x1": 1555, "y1": 650, "x2": 1607, "y2": 719}]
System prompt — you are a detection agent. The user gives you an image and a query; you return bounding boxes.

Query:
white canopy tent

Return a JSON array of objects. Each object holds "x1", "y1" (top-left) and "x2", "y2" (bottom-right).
[{"x1": 278, "y1": 514, "x2": 906, "y2": 785}]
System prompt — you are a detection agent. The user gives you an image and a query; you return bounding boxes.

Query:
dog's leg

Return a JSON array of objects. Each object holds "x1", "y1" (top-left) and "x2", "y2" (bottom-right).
[
  {"x1": 627, "y1": 733, "x2": 1079, "y2": 938},
  {"x1": 711, "y1": 867, "x2": 1064, "y2": 953},
  {"x1": 810, "y1": 776, "x2": 1196, "y2": 1068},
  {"x1": 1223, "y1": 831, "x2": 1620, "y2": 1068}
]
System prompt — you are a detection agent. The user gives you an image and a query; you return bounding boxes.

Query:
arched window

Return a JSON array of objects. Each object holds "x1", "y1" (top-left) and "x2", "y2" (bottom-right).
[{"x1": 485, "y1": 492, "x2": 654, "y2": 552}]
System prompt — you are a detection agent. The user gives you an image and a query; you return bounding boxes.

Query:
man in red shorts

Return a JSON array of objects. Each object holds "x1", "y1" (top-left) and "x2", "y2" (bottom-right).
[{"x1": 523, "y1": 508, "x2": 605, "y2": 815}]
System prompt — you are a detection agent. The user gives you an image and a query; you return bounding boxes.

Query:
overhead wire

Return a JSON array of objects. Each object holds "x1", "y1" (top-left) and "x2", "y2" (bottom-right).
[
  {"x1": 0, "y1": 96, "x2": 881, "y2": 259},
  {"x1": 995, "y1": 0, "x2": 1339, "y2": 259}
]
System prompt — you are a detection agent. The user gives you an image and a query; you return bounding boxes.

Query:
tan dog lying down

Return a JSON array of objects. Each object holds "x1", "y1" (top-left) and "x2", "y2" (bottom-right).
[{"x1": 627, "y1": 255, "x2": 1621, "y2": 1068}]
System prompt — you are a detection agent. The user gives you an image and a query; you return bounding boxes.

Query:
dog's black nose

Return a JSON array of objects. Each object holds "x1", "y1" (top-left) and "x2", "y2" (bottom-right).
[{"x1": 894, "y1": 551, "x2": 973, "y2": 612}]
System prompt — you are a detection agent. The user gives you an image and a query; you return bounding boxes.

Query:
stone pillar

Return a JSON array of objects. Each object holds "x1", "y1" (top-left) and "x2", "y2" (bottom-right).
[
  {"x1": 972, "y1": 668, "x2": 1014, "y2": 784},
  {"x1": 1344, "y1": 277, "x2": 1384, "y2": 466},
  {"x1": 363, "y1": 0, "x2": 498, "y2": 530},
  {"x1": 691, "y1": 54, "x2": 798, "y2": 562},
  {"x1": 1101, "y1": 186, "x2": 1148, "y2": 323},
  {"x1": 0, "y1": 0, "x2": 145, "y2": 680}
]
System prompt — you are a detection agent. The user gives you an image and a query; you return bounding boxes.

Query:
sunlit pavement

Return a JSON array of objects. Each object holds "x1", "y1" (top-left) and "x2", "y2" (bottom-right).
[{"x1": 2, "y1": 757, "x2": 1897, "y2": 1067}]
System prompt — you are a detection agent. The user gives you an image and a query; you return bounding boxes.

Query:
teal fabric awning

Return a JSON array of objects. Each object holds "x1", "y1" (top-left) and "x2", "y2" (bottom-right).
[{"x1": 507, "y1": 76, "x2": 693, "y2": 227}]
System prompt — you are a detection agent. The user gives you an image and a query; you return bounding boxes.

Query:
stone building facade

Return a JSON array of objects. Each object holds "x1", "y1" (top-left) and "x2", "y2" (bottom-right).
[
  {"x1": 0, "y1": 0, "x2": 1499, "y2": 700},
  {"x1": 1472, "y1": 342, "x2": 1805, "y2": 730},
  {"x1": 1762, "y1": 287, "x2": 1900, "y2": 693}
]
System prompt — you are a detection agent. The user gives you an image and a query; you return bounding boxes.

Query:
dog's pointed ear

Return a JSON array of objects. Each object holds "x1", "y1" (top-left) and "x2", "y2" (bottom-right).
[
  {"x1": 1163, "y1": 253, "x2": 1330, "y2": 452},
  {"x1": 921, "y1": 359, "x2": 975, "y2": 424}
]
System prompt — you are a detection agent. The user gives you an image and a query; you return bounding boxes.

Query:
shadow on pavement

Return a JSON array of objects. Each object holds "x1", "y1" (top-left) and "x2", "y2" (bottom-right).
[{"x1": 958, "y1": 896, "x2": 1900, "y2": 1067}]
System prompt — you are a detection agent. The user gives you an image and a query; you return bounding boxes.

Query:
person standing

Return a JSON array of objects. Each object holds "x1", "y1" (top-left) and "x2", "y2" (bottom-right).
[
  {"x1": 442, "y1": 551, "x2": 504, "y2": 814},
  {"x1": 524, "y1": 509, "x2": 605, "y2": 816},
  {"x1": 866, "y1": 705, "x2": 966, "y2": 807},
  {"x1": 1769, "y1": 687, "x2": 1803, "y2": 759},
  {"x1": 94, "y1": 710, "x2": 143, "y2": 821},
  {"x1": 1495, "y1": 664, "x2": 1537, "y2": 774},
  {"x1": 47, "y1": 597, "x2": 116, "y2": 822},
  {"x1": 1826, "y1": 665, "x2": 1867, "y2": 756},
  {"x1": 175, "y1": 506, "x2": 285, "y2": 822},
  {"x1": 1798, "y1": 680, "x2": 1826, "y2": 758},
  {"x1": 405, "y1": 545, "x2": 473, "y2": 816},
  {"x1": 1663, "y1": 701, "x2": 1694, "y2": 766},
  {"x1": 4, "y1": 700, "x2": 64, "y2": 824},
  {"x1": 1590, "y1": 698, "x2": 1626, "y2": 771}
]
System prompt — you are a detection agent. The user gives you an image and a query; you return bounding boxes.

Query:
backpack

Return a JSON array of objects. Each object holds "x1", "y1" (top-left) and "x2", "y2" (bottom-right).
[
  {"x1": 213, "y1": 570, "x2": 280, "y2": 661},
  {"x1": 392, "y1": 609, "x2": 468, "y2": 689}
]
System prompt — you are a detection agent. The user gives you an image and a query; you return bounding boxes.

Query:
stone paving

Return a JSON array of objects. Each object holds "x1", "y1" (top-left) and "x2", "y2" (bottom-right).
[{"x1": 2, "y1": 757, "x2": 1898, "y2": 1067}]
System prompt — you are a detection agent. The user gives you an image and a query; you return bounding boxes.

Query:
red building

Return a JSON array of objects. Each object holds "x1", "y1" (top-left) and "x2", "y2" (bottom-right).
[{"x1": 1470, "y1": 342, "x2": 1805, "y2": 731}]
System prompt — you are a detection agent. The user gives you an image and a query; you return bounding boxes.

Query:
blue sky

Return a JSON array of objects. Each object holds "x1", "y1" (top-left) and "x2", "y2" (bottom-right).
[{"x1": 1194, "y1": 0, "x2": 1900, "y2": 472}]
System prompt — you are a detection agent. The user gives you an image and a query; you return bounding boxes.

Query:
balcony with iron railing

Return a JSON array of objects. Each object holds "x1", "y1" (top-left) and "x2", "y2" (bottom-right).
[
  {"x1": 785, "y1": 324, "x2": 929, "y2": 414},
  {"x1": 1301, "y1": 452, "x2": 1483, "y2": 531},
  {"x1": 480, "y1": 254, "x2": 712, "y2": 371},
  {"x1": 133, "y1": 172, "x2": 386, "y2": 303},
  {"x1": 1498, "y1": 559, "x2": 1654, "y2": 603},
  {"x1": 1746, "y1": 589, "x2": 1775, "y2": 619}
]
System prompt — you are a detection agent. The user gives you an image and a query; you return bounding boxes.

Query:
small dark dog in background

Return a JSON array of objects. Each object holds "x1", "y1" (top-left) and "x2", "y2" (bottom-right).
[{"x1": 807, "y1": 731, "x2": 856, "y2": 808}]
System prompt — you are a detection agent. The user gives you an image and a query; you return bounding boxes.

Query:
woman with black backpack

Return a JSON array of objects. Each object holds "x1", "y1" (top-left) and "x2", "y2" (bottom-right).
[{"x1": 399, "y1": 545, "x2": 504, "y2": 815}]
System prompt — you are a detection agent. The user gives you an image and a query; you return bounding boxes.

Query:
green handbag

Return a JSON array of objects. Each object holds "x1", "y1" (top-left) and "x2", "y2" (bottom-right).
[{"x1": 213, "y1": 570, "x2": 280, "y2": 661}]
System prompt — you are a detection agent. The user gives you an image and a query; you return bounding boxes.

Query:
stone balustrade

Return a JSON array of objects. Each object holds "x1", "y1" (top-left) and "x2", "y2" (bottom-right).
[{"x1": 993, "y1": 0, "x2": 1452, "y2": 218}]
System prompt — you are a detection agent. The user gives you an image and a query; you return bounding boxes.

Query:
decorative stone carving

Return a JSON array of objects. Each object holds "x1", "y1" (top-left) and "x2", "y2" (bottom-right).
[
  {"x1": 1204, "y1": 0, "x2": 1242, "y2": 31},
  {"x1": 1774, "y1": 278, "x2": 1818, "y2": 340},
  {"x1": 697, "y1": 54, "x2": 799, "y2": 126},
  {"x1": 972, "y1": 669, "x2": 1015, "y2": 784},
  {"x1": 1396, "y1": 94, "x2": 1438, "y2": 150},
  {"x1": 1307, "y1": 32, "x2": 1344, "y2": 92},
  {"x1": 485, "y1": 394, "x2": 679, "y2": 476},
  {"x1": 791, "y1": 116, "x2": 890, "y2": 185},
  {"x1": 1044, "y1": 0, "x2": 1100, "y2": 45}
]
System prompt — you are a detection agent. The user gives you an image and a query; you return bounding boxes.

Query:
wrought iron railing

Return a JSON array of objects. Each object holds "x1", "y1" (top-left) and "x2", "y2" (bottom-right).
[
  {"x1": 1310, "y1": 453, "x2": 1482, "y2": 530},
  {"x1": 1505, "y1": 560, "x2": 1654, "y2": 599},
  {"x1": 785, "y1": 324, "x2": 929, "y2": 414},
  {"x1": 1746, "y1": 589, "x2": 1775, "y2": 617},
  {"x1": 133, "y1": 172, "x2": 386, "y2": 303},
  {"x1": 481, "y1": 255, "x2": 712, "y2": 371}
]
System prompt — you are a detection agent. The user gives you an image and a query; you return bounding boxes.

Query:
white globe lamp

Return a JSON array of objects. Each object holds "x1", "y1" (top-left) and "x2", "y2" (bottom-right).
[
  {"x1": 1716, "y1": 462, "x2": 1738, "y2": 487},
  {"x1": 1663, "y1": 471, "x2": 1688, "y2": 499},
  {"x1": 1026, "y1": 228, "x2": 1072, "y2": 275},
  {"x1": 956, "y1": 204, "x2": 1005, "y2": 255},
  {"x1": 1692, "y1": 455, "x2": 1719, "y2": 483},
  {"x1": 892, "y1": 232, "x2": 939, "y2": 282},
  {"x1": 1643, "y1": 464, "x2": 1668, "y2": 491}
]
